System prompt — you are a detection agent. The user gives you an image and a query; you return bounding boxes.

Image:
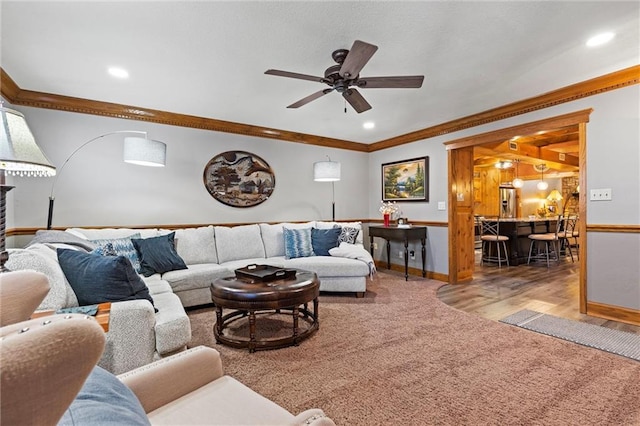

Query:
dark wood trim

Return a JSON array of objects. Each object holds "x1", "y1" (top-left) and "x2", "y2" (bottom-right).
[
  {"x1": 443, "y1": 109, "x2": 593, "y2": 150},
  {"x1": 0, "y1": 69, "x2": 368, "y2": 153},
  {"x1": 587, "y1": 224, "x2": 640, "y2": 233},
  {"x1": 578, "y1": 122, "x2": 587, "y2": 314},
  {"x1": 5, "y1": 219, "x2": 374, "y2": 237},
  {"x1": 9, "y1": 222, "x2": 638, "y2": 237},
  {"x1": 371, "y1": 65, "x2": 639, "y2": 151},
  {"x1": 587, "y1": 301, "x2": 640, "y2": 327},
  {"x1": 2, "y1": 66, "x2": 638, "y2": 153},
  {"x1": 373, "y1": 260, "x2": 448, "y2": 282},
  {"x1": 369, "y1": 219, "x2": 447, "y2": 227}
]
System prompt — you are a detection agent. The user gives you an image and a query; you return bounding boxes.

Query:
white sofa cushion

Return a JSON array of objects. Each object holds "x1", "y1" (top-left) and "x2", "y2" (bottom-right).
[
  {"x1": 66, "y1": 228, "x2": 159, "y2": 240},
  {"x1": 173, "y1": 226, "x2": 218, "y2": 265},
  {"x1": 162, "y1": 264, "x2": 231, "y2": 293},
  {"x1": 152, "y1": 292, "x2": 192, "y2": 355},
  {"x1": 214, "y1": 224, "x2": 265, "y2": 263},
  {"x1": 147, "y1": 376, "x2": 294, "y2": 425},
  {"x1": 6, "y1": 244, "x2": 78, "y2": 309},
  {"x1": 259, "y1": 223, "x2": 285, "y2": 258},
  {"x1": 281, "y1": 255, "x2": 370, "y2": 277}
]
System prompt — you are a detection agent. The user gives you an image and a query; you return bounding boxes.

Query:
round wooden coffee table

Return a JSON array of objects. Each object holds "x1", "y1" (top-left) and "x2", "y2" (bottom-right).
[{"x1": 210, "y1": 269, "x2": 319, "y2": 352}]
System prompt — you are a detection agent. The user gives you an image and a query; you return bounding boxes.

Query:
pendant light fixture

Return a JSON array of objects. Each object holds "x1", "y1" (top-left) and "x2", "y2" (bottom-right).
[
  {"x1": 535, "y1": 164, "x2": 549, "y2": 190},
  {"x1": 512, "y1": 159, "x2": 523, "y2": 188}
]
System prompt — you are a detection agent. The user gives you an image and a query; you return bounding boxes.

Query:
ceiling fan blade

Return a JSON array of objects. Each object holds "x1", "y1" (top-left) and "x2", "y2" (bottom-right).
[
  {"x1": 342, "y1": 88, "x2": 372, "y2": 113},
  {"x1": 357, "y1": 75, "x2": 424, "y2": 89},
  {"x1": 287, "y1": 88, "x2": 334, "y2": 108},
  {"x1": 265, "y1": 69, "x2": 324, "y2": 83},
  {"x1": 339, "y1": 40, "x2": 378, "y2": 79}
]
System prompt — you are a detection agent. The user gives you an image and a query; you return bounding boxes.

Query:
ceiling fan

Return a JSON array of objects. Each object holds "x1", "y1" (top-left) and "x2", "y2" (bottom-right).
[{"x1": 265, "y1": 40, "x2": 424, "y2": 114}]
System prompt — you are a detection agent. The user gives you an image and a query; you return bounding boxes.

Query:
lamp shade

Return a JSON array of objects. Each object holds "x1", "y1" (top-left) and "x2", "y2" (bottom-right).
[
  {"x1": 512, "y1": 178, "x2": 524, "y2": 188},
  {"x1": 0, "y1": 107, "x2": 56, "y2": 176},
  {"x1": 547, "y1": 189, "x2": 563, "y2": 201},
  {"x1": 123, "y1": 137, "x2": 166, "y2": 167},
  {"x1": 313, "y1": 160, "x2": 340, "y2": 182}
]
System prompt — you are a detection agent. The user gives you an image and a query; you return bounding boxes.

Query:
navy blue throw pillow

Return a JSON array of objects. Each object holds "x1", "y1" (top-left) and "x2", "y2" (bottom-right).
[
  {"x1": 57, "y1": 249, "x2": 155, "y2": 309},
  {"x1": 58, "y1": 366, "x2": 150, "y2": 426},
  {"x1": 131, "y1": 232, "x2": 187, "y2": 277},
  {"x1": 311, "y1": 227, "x2": 342, "y2": 256}
]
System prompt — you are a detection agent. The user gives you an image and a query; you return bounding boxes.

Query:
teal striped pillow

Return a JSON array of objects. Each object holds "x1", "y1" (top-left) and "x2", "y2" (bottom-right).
[
  {"x1": 283, "y1": 227, "x2": 314, "y2": 259},
  {"x1": 90, "y1": 233, "x2": 142, "y2": 273}
]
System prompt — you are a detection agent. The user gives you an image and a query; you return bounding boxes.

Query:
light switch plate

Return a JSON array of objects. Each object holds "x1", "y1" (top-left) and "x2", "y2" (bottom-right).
[
  {"x1": 438, "y1": 201, "x2": 446, "y2": 210},
  {"x1": 590, "y1": 188, "x2": 612, "y2": 201}
]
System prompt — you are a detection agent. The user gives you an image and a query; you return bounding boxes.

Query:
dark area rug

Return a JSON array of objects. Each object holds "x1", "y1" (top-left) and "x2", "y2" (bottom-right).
[{"x1": 187, "y1": 271, "x2": 640, "y2": 425}]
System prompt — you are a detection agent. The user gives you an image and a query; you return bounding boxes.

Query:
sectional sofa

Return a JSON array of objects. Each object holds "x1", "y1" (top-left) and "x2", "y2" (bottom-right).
[
  {"x1": 66, "y1": 221, "x2": 371, "y2": 307},
  {"x1": 7, "y1": 221, "x2": 372, "y2": 374}
]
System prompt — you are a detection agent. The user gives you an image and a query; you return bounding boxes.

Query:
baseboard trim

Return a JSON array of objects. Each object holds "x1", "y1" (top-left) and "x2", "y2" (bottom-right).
[
  {"x1": 374, "y1": 260, "x2": 448, "y2": 282},
  {"x1": 587, "y1": 301, "x2": 640, "y2": 327}
]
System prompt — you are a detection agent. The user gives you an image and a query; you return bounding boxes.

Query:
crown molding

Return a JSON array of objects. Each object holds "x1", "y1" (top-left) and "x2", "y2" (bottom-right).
[
  {"x1": 0, "y1": 68, "x2": 368, "y2": 153},
  {"x1": 2, "y1": 65, "x2": 638, "y2": 153},
  {"x1": 369, "y1": 65, "x2": 639, "y2": 151}
]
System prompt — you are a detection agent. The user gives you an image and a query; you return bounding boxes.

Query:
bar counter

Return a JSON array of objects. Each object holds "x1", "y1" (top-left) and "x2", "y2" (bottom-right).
[{"x1": 481, "y1": 217, "x2": 559, "y2": 265}]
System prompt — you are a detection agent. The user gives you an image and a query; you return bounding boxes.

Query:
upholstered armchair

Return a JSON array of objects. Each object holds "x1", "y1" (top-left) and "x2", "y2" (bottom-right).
[{"x1": 0, "y1": 271, "x2": 335, "y2": 425}]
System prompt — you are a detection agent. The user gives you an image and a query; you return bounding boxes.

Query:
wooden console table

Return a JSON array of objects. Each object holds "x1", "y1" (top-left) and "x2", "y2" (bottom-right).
[{"x1": 369, "y1": 226, "x2": 427, "y2": 281}]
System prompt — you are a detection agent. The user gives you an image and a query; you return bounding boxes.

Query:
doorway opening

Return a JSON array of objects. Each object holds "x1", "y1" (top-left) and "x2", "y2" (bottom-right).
[{"x1": 445, "y1": 109, "x2": 591, "y2": 313}]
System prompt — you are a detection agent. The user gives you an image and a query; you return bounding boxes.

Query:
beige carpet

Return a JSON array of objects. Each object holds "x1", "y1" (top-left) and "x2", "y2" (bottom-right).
[{"x1": 188, "y1": 271, "x2": 640, "y2": 425}]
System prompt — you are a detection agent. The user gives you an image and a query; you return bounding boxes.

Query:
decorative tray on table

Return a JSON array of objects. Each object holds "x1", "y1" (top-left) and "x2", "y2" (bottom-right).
[{"x1": 235, "y1": 264, "x2": 297, "y2": 282}]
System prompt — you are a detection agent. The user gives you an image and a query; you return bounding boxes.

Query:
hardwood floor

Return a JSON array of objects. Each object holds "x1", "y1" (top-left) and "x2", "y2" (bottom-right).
[{"x1": 436, "y1": 252, "x2": 640, "y2": 335}]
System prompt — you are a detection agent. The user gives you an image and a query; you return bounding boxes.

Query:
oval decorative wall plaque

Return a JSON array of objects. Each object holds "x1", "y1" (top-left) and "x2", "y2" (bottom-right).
[{"x1": 203, "y1": 151, "x2": 275, "y2": 208}]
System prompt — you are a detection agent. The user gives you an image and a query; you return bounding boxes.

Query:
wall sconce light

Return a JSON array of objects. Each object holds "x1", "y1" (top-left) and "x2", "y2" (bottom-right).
[
  {"x1": 0, "y1": 106, "x2": 57, "y2": 271},
  {"x1": 47, "y1": 131, "x2": 167, "y2": 229},
  {"x1": 313, "y1": 156, "x2": 341, "y2": 221}
]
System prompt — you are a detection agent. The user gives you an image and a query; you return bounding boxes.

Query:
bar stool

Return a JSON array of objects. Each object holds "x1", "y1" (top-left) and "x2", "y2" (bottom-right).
[
  {"x1": 480, "y1": 219, "x2": 510, "y2": 267},
  {"x1": 527, "y1": 216, "x2": 563, "y2": 267},
  {"x1": 557, "y1": 215, "x2": 577, "y2": 262}
]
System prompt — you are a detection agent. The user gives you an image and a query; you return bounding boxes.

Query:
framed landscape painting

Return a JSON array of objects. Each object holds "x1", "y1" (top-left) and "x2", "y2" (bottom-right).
[{"x1": 382, "y1": 156, "x2": 429, "y2": 202}]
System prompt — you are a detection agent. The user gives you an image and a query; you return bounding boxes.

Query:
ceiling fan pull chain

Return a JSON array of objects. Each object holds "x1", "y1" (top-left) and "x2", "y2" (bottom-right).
[{"x1": 344, "y1": 99, "x2": 347, "y2": 114}]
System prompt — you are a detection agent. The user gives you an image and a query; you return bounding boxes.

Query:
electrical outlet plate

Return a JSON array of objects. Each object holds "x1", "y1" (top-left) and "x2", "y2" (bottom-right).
[
  {"x1": 590, "y1": 188, "x2": 612, "y2": 201},
  {"x1": 398, "y1": 250, "x2": 404, "y2": 259},
  {"x1": 438, "y1": 201, "x2": 446, "y2": 210}
]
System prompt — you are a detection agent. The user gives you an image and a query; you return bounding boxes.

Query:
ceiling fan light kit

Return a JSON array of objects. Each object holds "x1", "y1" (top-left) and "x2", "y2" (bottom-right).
[{"x1": 265, "y1": 40, "x2": 424, "y2": 113}]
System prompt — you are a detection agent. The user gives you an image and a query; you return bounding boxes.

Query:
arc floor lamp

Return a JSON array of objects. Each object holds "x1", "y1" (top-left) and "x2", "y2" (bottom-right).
[
  {"x1": 47, "y1": 131, "x2": 167, "y2": 229},
  {"x1": 0, "y1": 106, "x2": 56, "y2": 271},
  {"x1": 313, "y1": 156, "x2": 341, "y2": 221}
]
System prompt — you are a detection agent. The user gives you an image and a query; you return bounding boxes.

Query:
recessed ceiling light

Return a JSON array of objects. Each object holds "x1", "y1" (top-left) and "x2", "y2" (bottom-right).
[
  {"x1": 108, "y1": 67, "x2": 129, "y2": 79},
  {"x1": 363, "y1": 121, "x2": 375, "y2": 129},
  {"x1": 586, "y1": 32, "x2": 615, "y2": 47}
]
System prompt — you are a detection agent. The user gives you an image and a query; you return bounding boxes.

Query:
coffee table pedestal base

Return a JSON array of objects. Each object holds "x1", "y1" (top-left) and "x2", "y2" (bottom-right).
[{"x1": 214, "y1": 301, "x2": 318, "y2": 353}]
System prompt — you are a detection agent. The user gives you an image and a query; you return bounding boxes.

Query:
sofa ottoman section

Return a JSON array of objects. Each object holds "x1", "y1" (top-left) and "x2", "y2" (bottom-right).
[{"x1": 152, "y1": 292, "x2": 192, "y2": 355}]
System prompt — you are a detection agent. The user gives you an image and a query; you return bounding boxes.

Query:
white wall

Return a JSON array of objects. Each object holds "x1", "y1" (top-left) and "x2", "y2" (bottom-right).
[
  {"x1": 368, "y1": 84, "x2": 639, "y2": 310},
  {"x1": 6, "y1": 83, "x2": 639, "y2": 310},
  {"x1": 6, "y1": 107, "x2": 369, "y2": 229}
]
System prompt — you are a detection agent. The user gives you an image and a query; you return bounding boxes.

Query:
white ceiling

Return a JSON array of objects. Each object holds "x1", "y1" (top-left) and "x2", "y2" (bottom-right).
[{"x1": 1, "y1": 1, "x2": 638, "y2": 144}]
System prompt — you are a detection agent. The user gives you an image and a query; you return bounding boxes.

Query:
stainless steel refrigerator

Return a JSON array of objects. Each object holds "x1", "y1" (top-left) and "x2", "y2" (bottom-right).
[{"x1": 499, "y1": 186, "x2": 516, "y2": 218}]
